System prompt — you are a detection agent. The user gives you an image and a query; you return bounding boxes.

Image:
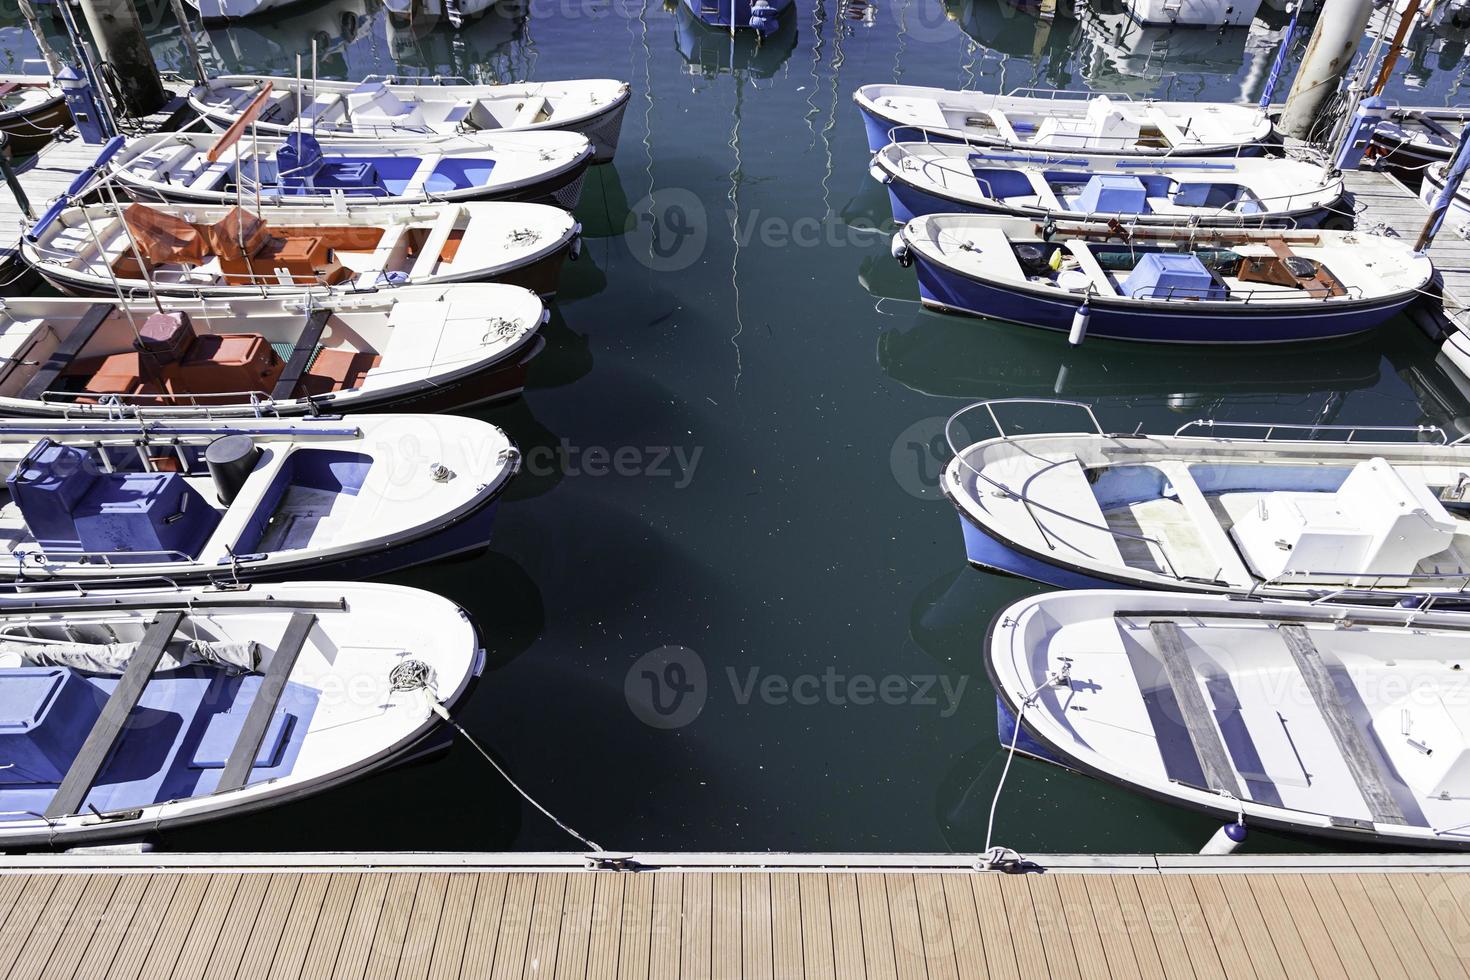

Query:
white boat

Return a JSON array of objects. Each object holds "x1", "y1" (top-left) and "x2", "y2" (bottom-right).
[
  {"x1": 110, "y1": 130, "x2": 593, "y2": 210},
  {"x1": 0, "y1": 74, "x2": 70, "y2": 156},
  {"x1": 872, "y1": 142, "x2": 1345, "y2": 226},
  {"x1": 0, "y1": 413, "x2": 518, "y2": 585},
  {"x1": 990, "y1": 588, "x2": 1470, "y2": 849},
  {"x1": 893, "y1": 216, "x2": 1429, "y2": 342},
  {"x1": 0, "y1": 579, "x2": 482, "y2": 848},
  {"x1": 855, "y1": 85, "x2": 1275, "y2": 157},
  {"x1": 943, "y1": 398, "x2": 1470, "y2": 598},
  {"x1": 22, "y1": 201, "x2": 580, "y2": 299},
  {"x1": 188, "y1": 75, "x2": 632, "y2": 164},
  {"x1": 0, "y1": 286, "x2": 547, "y2": 418},
  {"x1": 383, "y1": 0, "x2": 499, "y2": 27}
]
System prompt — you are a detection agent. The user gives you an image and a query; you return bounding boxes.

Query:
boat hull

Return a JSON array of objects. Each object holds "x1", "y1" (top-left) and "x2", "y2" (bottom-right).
[
  {"x1": 958, "y1": 513, "x2": 1138, "y2": 589},
  {"x1": 911, "y1": 254, "x2": 1408, "y2": 343},
  {"x1": 0, "y1": 96, "x2": 70, "y2": 156}
]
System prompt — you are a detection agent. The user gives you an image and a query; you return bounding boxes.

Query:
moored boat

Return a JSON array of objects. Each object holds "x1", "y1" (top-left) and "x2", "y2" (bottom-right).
[
  {"x1": 188, "y1": 75, "x2": 632, "y2": 163},
  {"x1": 679, "y1": 0, "x2": 793, "y2": 34},
  {"x1": 110, "y1": 129, "x2": 593, "y2": 210},
  {"x1": 854, "y1": 85, "x2": 1274, "y2": 157},
  {"x1": 0, "y1": 413, "x2": 518, "y2": 584},
  {"x1": 0, "y1": 74, "x2": 70, "y2": 156},
  {"x1": 1368, "y1": 107, "x2": 1470, "y2": 176},
  {"x1": 22, "y1": 201, "x2": 580, "y2": 299},
  {"x1": 942, "y1": 397, "x2": 1470, "y2": 598},
  {"x1": 0, "y1": 286, "x2": 547, "y2": 418},
  {"x1": 989, "y1": 588, "x2": 1470, "y2": 849},
  {"x1": 893, "y1": 215, "x2": 1430, "y2": 343},
  {"x1": 0, "y1": 579, "x2": 482, "y2": 847},
  {"x1": 871, "y1": 142, "x2": 1345, "y2": 226}
]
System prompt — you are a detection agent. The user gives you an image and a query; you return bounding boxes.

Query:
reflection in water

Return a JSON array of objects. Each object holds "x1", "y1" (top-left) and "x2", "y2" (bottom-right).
[
  {"x1": 673, "y1": 0, "x2": 799, "y2": 77},
  {"x1": 1077, "y1": 7, "x2": 1286, "y2": 99},
  {"x1": 944, "y1": 0, "x2": 1078, "y2": 88},
  {"x1": 877, "y1": 309, "x2": 1388, "y2": 407}
]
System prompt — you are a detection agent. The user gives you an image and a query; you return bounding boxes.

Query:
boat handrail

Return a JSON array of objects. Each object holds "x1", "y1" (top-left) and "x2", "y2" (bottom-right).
[
  {"x1": 1003, "y1": 87, "x2": 1135, "y2": 103},
  {"x1": 8, "y1": 547, "x2": 196, "y2": 570},
  {"x1": 1124, "y1": 282, "x2": 1364, "y2": 303},
  {"x1": 43, "y1": 388, "x2": 283, "y2": 410},
  {"x1": 361, "y1": 73, "x2": 475, "y2": 86},
  {"x1": 943, "y1": 400, "x2": 1194, "y2": 583},
  {"x1": 1171, "y1": 419, "x2": 1447, "y2": 444},
  {"x1": 1251, "y1": 567, "x2": 1470, "y2": 597}
]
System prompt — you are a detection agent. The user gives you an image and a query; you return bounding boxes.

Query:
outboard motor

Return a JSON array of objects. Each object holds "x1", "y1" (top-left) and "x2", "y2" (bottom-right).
[
  {"x1": 205, "y1": 435, "x2": 261, "y2": 505},
  {"x1": 277, "y1": 132, "x2": 325, "y2": 192},
  {"x1": 57, "y1": 66, "x2": 106, "y2": 145}
]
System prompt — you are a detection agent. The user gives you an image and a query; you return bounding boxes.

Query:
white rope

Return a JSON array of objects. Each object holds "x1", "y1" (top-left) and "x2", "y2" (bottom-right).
[
  {"x1": 982, "y1": 662, "x2": 1070, "y2": 868},
  {"x1": 387, "y1": 660, "x2": 607, "y2": 854}
]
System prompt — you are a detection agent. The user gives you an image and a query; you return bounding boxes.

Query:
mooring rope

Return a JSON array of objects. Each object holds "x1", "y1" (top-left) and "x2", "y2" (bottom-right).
[
  {"x1": 387, "y1": 660, "x2": 608, "y2": 854},
  {"x1": 982, "y1": 661, "x2": 1071, "y2": 869}
]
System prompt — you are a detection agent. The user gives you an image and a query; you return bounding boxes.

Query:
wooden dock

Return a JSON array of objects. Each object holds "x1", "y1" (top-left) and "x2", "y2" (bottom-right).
[
  {"x1": 0, "y1": 852, "x2": 1468, "y2": 979},
  {"x1": 0, "y1": 79, "x2": 195, "y2": 271}
]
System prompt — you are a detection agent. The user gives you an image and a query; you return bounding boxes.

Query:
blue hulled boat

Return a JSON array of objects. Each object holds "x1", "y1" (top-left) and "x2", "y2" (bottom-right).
[
  {"x1": 892, "y1": 215, "x2": 1431, "y2": 344},
  {"x1": 871, "y1": 142, "x2": 1345, "y2": 227},
  {"x1": 681, "y1": 0, "x2": 793, "y2": 34}
]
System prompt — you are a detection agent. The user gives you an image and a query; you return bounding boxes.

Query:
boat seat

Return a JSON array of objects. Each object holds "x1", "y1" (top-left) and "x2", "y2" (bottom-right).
[
  {"x1": 1063, "y1": 240, "x2": 1120, "y2": 296},
  {"x1": 511, "y1": 96, "x2": 551, "y2": 127},
  {"x1": 19, "y1": 304, "x2": 114, "y2": 402},
  {"x1": 409, "y1": 206, "x2": 465, "y2": 279},
  {"x1": 880, "y1": 96, "x2": 948, "y2": 131},
  {"x1": 272, "y1": 310, "x2": 331, "y2": 399},
  {"x1": 1145, "y1": 620, "x2": 1242, "y2": 797},
  {"x1": 299, "y1": 93, "x2": 345, "y2": 127},
  {"x1": 1278, "y1": 624, "x2": 1406, "y2": 825},
  {"x1": 213, "y1": 612, "x2": 316, "y2": 795},
  {"x1": 43, "y1": 611, "x2": 185, "y2": 818},
  {"x1": 135, "y1": 143, "x2": 199, "y2": 181}
]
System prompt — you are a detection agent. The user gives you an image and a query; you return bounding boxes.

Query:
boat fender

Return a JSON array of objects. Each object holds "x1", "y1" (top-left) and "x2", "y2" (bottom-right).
[
  {"x1": 1041, "y1": 217, "x2": 1057, "y2": 242},
  {"x1": 1199, "y1": 819, "x2": 1247, "y2": 855},
  {"x1": 1068, "y1": 299, "x2": 1090, "y2": 347},
  {"x1": 891, "y1": 233, "x2": 912, "y2": 268},
  {"x1": 570, "y1": 223, "x2": 583, "y2": 261}
]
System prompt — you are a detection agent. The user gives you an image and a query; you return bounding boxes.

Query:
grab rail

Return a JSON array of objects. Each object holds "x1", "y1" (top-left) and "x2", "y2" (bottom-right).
[
  {"x1": 1172, "y1": 419, "x2": 1447, "y2": 443},
  {"x1": 1124, "y1": 282, "x2": 1363, "y2": 303}
]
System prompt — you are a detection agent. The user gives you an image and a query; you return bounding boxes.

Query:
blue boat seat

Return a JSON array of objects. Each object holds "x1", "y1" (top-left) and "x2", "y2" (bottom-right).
[
  {"x1": 1122, "y1": 253, "x2": 1226, "y2": 301},
  {"x1": 0, "y1": 669, "x2": 99, "y2": 784},
  {"x1": 8, "y1": 441, "x2": 220, "y2": 561},
  {"x1": 1075, "y1": 175, "x2": 1147, "y2": 215}
]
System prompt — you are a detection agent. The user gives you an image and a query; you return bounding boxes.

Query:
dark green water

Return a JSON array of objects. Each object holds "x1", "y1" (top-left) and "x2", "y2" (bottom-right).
[{"x1": 8, "y1": 0, "x2": 1470, "y2": 854}]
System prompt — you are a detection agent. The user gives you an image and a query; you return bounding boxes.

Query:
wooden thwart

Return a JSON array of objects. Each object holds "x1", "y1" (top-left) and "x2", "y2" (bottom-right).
[
  {"x1": 270, "y1": 310, "x2": 331, "y2": 400},
  {"x1": 16, "y1": 303, "x2": 114, "y2": 399},
  {"x1": 1147, "y1": 620, "x2": 1242, "y2": 797},
  {"x1": 44, "y1": 610, "x2": 186, "y2": 819},
  {"x1": 214, "y1": 612, "x2": 316, "y2": 794},
  {"x1": 1278, "y1": 624, "x2": 1406, "y2": 826}
]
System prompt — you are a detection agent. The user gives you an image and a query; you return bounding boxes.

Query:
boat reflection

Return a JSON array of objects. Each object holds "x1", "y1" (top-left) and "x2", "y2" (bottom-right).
[
  {"x1": 1076, "y1": 7, "x2": 1285, "y2": 98},
  {"x1": 942, "y1": 0, "x2": 1078, "y2": 87},
  {"x1": 672, "y1": 0, "x2": 799, "y2": 78}
]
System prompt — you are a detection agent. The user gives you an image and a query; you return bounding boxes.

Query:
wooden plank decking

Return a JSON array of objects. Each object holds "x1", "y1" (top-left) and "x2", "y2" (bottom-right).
[{"x1": 0, "y1": 858, "x2": 1467, "y2": 978}]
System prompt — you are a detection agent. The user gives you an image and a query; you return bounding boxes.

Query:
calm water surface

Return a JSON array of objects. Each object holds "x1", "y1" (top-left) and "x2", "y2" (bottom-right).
[{"x1": 7, "y1": 0, "x2": 1470, "y2": 853}]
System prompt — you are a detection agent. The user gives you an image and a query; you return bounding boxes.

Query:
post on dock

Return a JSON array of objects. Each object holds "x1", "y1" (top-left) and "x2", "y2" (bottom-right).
[
  {"x1": 76, "y1": 0, "x2": 166, "y2": 118},
  {"x1": 1278, "y1": 0, "x2": 1376, "y2": 139},
  {"x1": 1416, "y1": 129, "x2": 1470, "y2": 251}
]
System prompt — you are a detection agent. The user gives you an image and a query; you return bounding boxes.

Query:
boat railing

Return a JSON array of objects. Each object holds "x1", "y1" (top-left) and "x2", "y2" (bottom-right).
[
  {"x1": 44, "y1": 388, "x2": 291, "y2": 419},
  {"x1": 1172, "y1": 419, "x2": 1448, "y2": 443},
  {"x1": 361, "y1": 73, "x2": 475, "y2": 86},
  {"x1": 1253, "y1": 568, "x2": 1470, "y2": 598},
  {"x1": 1002, "y1": 87, "x2": 1135, "y2": 102},
  {"x1": 8, "y1": 547, "x2": 196, "y2": 570},
  {"x1": 943, "y1": 399, "x2": 1194, "y2": 583},
  {"x1": 1124, "y1": 282, "x2": 1364, "y2": 303}
]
